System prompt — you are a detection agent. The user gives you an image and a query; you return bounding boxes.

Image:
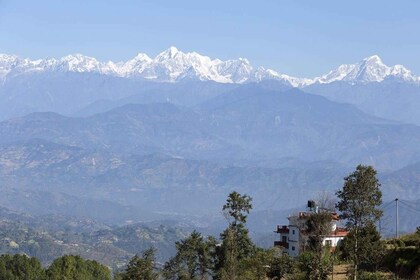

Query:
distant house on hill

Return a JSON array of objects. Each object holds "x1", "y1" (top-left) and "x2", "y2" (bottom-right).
[{"x1": 274, "y1": 203, "x2": 348, "y2": 257}]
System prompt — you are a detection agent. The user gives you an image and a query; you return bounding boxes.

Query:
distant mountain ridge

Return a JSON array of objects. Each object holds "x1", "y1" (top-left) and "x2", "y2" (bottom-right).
[
  {"x1": 1, "y1": 47, "x2": 419, "y2": 258},
  {"x1": 1, "y1": 88, "x2": 419, "y2": 171},
  {"x1": 1, "y1": 48, "x2": 420, "y2": 125},
  {"x1": 1, "y1": 47, "x2": 418, "y2": 86},
  {"x1": 310, "y1": 55, "x2": 418, "y2": 84}
]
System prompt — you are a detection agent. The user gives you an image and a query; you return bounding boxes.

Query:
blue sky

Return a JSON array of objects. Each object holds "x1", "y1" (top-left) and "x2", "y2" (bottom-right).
[{"x1": 1, "y1": 0, "x2": 419, "y2": 77}]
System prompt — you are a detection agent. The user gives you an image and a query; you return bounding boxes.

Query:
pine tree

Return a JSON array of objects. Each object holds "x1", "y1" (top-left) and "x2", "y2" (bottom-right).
[
  {"x1": 217, "y1": 191, "x2": 255, "y2": 280},
  {"x1": 162, "y1": 231, "x2": 213, "y2": 280},
  {"x1": 121, "y1": 249, "x2": 158, "y2": 280}
]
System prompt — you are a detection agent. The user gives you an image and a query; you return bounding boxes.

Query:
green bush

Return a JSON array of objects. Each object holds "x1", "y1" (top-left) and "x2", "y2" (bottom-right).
[
  {"x1": 383, "y1": 247, "x2": 420, "y2": 278},
  {"x1": 357, "y1": 271, "x2": 391, "y2": 280}
]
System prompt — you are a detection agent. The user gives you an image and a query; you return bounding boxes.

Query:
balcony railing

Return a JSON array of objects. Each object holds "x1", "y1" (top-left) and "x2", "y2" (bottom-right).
[{"x1": 274, "y1": 241, "x2": 289, "y2": 249}]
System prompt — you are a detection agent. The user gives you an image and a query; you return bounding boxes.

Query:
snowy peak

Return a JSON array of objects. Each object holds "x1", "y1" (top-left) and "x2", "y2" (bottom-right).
[
  {"x1": 390, "y1": 64, "x2": 413, "y2": 79},
  {"x1": 363, "y1": 54, "x2": 382, "y2": 63},
  {"x1": 133, "y1": 53, "x2": 152, "y2": 62},
  {"x1": 354, "y1": 55, "x2": 389, "y2": 82},
  {"x1": 313, "y1": 55, "x2": 417, "y2": 85},
  {"x1": 59, "y1": 54, "x2": 102, "y2": 72},
  {"x1": 0, "y1": 48, "x2": 305, "y2": 85},
  {"x1": 156, "y1": 46, "x2": 180, "y2": 61},
  {"x1": 0, "y1": 54, "x2": 20, "y2": 79},
  {"x1": 0, "y1": 54, "x2": 19, "y2": 66},
  {"x1": 0, "y1": 49, "x2": 418, "y2": 86},
  {"x1": 119, "y1": 47, "x2": 298, "y2": 84},
  {"x1": 120, "y1": 53, "x2": 152, "y2": 76}
]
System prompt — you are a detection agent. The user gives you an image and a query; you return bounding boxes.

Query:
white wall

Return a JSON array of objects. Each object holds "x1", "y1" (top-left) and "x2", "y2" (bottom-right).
[
  {"x1": 288, "y1": 225, "x2": 300, "y2": 257},
  {"x1": 322, "y1": 236, "x2": 344, "y2": 247}
]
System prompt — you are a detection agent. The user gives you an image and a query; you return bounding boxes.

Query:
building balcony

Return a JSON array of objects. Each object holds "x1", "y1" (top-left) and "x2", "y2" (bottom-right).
[
  {"x1": 274, "y1": 241, "x2": 289, "y2": 249},
  {"x1": 276, "y1": 225, "x2": 289, "y2": 233}
]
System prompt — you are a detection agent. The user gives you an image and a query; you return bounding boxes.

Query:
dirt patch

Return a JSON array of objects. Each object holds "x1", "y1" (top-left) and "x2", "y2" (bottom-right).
[{"x1": 331, "y1": 264, "x2": 350, "y2": 280}]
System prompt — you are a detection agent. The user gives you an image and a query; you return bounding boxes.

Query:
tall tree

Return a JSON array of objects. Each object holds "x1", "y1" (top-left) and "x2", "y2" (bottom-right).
[
  {"x1": 121, "y1": 248, "x2": 158, "y2": 280},
  {"x1": 222, "y1": 191, "x2": 252, "y2": 226},
  {"x1": 222, "y1": 191, "x2": 254, "y2": 258},
  {"x1": 336, "y1": 165, "x2": 383, "y2": 280},
  {"x1": 217, "y1": 191, "x2": 255, "y2": 280},
  {"x1": 162, "y1": 231, "x2": 213, "y2": 280}
]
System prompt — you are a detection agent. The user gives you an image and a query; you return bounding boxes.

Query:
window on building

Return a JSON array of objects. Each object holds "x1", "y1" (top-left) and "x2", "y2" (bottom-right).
[
  {"x1": 292, "y1": 246, "x2": 295, "y2": 251},
  {"x1": 282, "y1": 236, "x2": 287, "y2": 243},
  {"x1": 292, "y1": 230, "x2": 295, "y2": 234},
  {"x1": 325, "y1": 240, "x2": 332, "y2": 247}
]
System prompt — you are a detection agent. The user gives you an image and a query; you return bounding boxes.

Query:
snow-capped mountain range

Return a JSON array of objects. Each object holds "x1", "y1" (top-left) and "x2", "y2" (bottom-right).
[{"x1": 0, "y1": 47, "x2": 418, "y2": 86}]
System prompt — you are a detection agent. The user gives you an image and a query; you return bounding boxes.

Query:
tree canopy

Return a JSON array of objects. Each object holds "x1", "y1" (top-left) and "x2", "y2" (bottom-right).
[
  {"x1": 336, "y1": 165, "x2": 383, "y2": 229},
  {"x1": 162, "y1": 231, "x2": 213, "y2": 280},
  {"x1": 0, "y1": 254, "x2": 46, "y2": 280},
  {"x1": 336, "y1": 165, "x2": 383, "y2": 280},
  {"x1": 120, "y1": 248, "x2": 158, "y2": 280},
  {"x1": 46, "y1": 255, "x2": 111, "y2": 280}
]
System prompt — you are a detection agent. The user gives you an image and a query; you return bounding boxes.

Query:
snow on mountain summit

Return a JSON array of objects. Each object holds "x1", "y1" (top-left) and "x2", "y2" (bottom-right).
[
  {"x1": 312, "y1": 55, "x2": 417, "y2": 85},
  {"x1": 0, "y1": 48, "x2": 307, "y2": 85},
  {"x1": 59, "y1": 54, "x2": 103, "y2": 72},
  {"x1": 0, "y1": 54, "x2": 20, "y2": 80},
  {"x1": 156, "y1": 46, "x2": 180, "y2": 61},
  {"x1": 0, "y1": 49, "x2": 418, "y2": 86}
]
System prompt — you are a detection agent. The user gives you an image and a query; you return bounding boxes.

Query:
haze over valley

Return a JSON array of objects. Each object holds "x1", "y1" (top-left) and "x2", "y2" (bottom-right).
[
  {"x1": 1, "y1": 2, "x2": 420, "y2": 273},
  {"x1": 0, "y1": 49, "x2": 419, "y2": 237}
]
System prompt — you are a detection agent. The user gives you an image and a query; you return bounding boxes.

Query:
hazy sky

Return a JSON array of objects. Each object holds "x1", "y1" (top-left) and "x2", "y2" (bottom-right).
[{"x1": 1, "y1": 0, "x2": 419, "y2": 77}]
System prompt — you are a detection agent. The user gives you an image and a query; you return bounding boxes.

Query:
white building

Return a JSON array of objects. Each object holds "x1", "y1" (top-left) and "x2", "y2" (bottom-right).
[{"x1": 275, "y1": 211, "x2": 348, "y2": 257}]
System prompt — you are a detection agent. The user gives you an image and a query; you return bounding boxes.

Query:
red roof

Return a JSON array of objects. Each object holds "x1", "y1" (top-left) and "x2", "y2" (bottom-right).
[
  {"x1": 276, "y1": 225, "x2": 289, "y2": 233},
  {"x1": 331, "y1": 212, "x2": 340, "y2": 221},
  {"x1": 329, "y1": 227, "x2": 348, "y2": 237}
]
